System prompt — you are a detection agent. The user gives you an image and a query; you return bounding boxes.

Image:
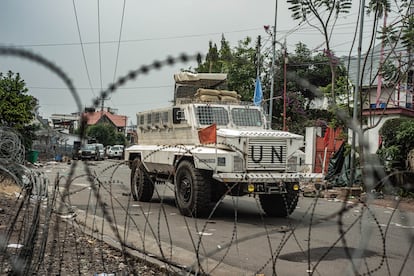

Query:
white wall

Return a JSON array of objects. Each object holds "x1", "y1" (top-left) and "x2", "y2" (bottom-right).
[
  {"x1": 305, "y1": 127, "x2": 320, "y2": 172},
  {"x1": 362, "y1": 114, "x2": 401, "y2": 154}
]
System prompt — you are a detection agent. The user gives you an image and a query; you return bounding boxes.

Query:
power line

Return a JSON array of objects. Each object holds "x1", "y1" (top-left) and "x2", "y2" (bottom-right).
[
  {"x1": 28, "y1": 85, "x2": 171, "y2": 90},
  {"x1": 72, "y1": 0, "x2": 96, "y2": 98},
  {"x1": 1, "y1": 28, "x2": 262, "y2": 48},
  {"x1": 106, "y1": 101, "x2": 171, "y2": 107},
  {"x1": 112, "y1": 0, "x2": 127, "y2": 84},
  {"x1": 108, "y1": 0, "x2": 127, "y2": 110},
  {"x1": 97, "y1": 0, "x2": 104, "y2": 111}
]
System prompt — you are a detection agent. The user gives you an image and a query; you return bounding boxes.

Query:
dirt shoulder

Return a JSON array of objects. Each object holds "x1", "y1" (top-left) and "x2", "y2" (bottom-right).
[
  {"x1": 0, "y1": 179, "x2": 173, "y2": 275},
  {"x1": 367, "y1": 195, "x2": 414, "y2": 213}
]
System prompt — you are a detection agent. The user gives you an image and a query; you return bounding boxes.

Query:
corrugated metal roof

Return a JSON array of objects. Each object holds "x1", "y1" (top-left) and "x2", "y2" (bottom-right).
[{"x1": 344, "y1": 41, "x2": 408, "y2": 88}]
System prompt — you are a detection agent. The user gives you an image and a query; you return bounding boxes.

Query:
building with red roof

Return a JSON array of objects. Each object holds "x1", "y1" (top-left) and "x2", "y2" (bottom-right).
[{"x1": 83, "y1": 110, "x2": 127, "y2": 133}]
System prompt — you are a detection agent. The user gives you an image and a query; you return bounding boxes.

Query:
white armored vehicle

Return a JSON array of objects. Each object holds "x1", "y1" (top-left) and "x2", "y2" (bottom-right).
[{"x1": 124, "y1": 72, "x2": 322, "y2": 217}]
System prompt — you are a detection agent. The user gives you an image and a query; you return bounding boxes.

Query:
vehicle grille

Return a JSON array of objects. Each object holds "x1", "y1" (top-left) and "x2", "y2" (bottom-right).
[{"x1": 247, "y1": 138, "x2": 287, "y2": 170}]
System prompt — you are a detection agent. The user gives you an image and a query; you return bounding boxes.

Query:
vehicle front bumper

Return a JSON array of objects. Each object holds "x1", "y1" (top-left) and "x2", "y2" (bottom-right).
[{"x1": 212, "y1": 172, "x2": 324, "y2": 183}]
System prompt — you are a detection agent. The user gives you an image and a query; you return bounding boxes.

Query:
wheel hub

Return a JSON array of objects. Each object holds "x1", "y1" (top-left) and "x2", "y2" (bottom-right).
[{"x1": 180, "y1": 177, "x2": 191, "y2": 203}]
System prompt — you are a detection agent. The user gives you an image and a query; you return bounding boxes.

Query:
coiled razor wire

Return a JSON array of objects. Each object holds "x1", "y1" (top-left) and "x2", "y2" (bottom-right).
[
  {"x1": 1, "y1": 45, "x2": 413, "y2": 276},
  {"x1": 0, "y1": 46, "x2": 203, "y2": 274},
  {"x1": 0, "y1": 127, "x2": 25, "y2": 164},
  {"x1": 0, "y1": 127, "x2": 27, "y2": 185}
]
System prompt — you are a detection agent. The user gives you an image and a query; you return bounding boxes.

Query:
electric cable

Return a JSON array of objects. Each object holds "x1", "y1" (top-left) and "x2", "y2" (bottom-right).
[{"x1": 72, "y1": 0, "x2": 96, "y2": 98}]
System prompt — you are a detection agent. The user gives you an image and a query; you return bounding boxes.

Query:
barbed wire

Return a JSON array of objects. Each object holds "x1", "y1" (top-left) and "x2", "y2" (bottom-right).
[{"x1": 0, "y1": 45, "x2": 413, "y2": 276}]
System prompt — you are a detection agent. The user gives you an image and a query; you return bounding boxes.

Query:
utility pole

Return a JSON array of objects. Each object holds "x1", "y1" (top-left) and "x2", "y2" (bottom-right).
[
  {"x1": 268, "y1": 1, "x2": 278, "y2": 129},
  {"x1": 376, "y1": 10, "x2": 387, "y2": 107},
  {"x1": 256, "y1": 35, "x2": 261, "y2": 78},
  {"x1": 100, "y1": 95, "x2": 111, "y2": 113},
  {"x1": 409, "y1": 2, "x2": 414, "y2": 96},
  {"x1": 350, "y1": 0, "x2": 366, "y2": 187},
  {"x1": 101, "y1": 96, "x2": 105, "y2": 112},
  {"x1": 283, "y1": 39, "x2": 287, "y2": 131}
]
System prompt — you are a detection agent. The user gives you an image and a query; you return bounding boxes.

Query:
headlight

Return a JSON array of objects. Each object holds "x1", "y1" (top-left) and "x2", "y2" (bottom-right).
[
  {"x1": 248, "y1": 183, "x2": 255, "y2": 193},
  {"x1": 293, "y1": 183, "x2": 300, "y2": 191},
  {"x1": 217, "y1": 157, "x2": 226, "y2": 166}
]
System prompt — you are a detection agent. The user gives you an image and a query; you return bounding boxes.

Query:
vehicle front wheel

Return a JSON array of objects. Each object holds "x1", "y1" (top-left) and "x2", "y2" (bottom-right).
[
  {"x1": 130, "y1": 159, "x2": 154, "y2": 202},
  {"x1": 174, "y1": 160, "x2": 211, "y2": 217},
  {"x1": 259, "y1": 183, "x2": 299, "y2": 217}
]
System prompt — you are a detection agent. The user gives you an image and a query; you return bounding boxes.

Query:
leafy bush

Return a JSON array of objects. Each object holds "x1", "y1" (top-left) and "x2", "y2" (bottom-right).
[
  {"x1": 86, "y1": 123, "x2": 126, "y2": 146},
  {"x1": 378, "y1": 118, "x2": 414, "y2": 170}
]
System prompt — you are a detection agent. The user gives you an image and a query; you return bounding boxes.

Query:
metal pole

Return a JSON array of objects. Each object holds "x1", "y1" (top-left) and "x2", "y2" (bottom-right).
[
  {"x1": 375, "y1": 12, "x2": 387, "y2": 106},
  {"x1": 268, "y1": 0, "x2": 278, "y2": 129},
  {"x1": 283, "y1": 40, "x2": 287, "y2": 131},
  {"x1": 256, "y1": 35, "x2": 261, "y2": 77},
  {"x1": 350, "y1": 0, "x2": 366, "y2": 186}
]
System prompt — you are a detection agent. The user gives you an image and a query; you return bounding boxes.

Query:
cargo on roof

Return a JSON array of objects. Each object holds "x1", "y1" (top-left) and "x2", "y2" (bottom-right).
[{"x1": 174, "y1": 72, "x2": 227, "y2": 87}]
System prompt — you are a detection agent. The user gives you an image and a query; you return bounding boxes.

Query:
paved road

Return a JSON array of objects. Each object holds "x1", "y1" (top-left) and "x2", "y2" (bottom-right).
[{"x1": 41, "y1": 160, "x2": 414, "y2": 276}]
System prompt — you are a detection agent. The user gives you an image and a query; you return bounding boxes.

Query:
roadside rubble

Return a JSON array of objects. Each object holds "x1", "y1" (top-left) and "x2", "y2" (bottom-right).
[
  {"x1": 302, "y1": 182, "x2": 362, "y2": 200},
  {"x1": 301, "y1": 182, "x2": 414, "y2": 212}
]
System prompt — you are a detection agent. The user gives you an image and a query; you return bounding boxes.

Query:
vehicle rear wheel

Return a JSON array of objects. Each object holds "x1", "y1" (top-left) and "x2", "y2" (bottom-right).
[
  {"x1": 130, "y1": 159, "x2": 154, "y2": 202},
  {"x1": 174, "y1": 160, "x2": 211, "y2": 217},
  {"x1": 259, "y1": 183, "x2": 299, "y2": 217}
]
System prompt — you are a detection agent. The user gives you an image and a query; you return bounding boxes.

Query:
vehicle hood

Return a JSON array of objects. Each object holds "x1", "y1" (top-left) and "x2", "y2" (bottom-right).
[{"x1": 217, "y1": 128, "x2": 303, "y2": 139}]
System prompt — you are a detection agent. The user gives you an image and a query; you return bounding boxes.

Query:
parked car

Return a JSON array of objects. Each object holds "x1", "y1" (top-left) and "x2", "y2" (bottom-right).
[
  {"x1": 79, "y1": 143, "x2": 105, "y2": 161},
  {"x1": 105, "y1": 145, "x2": 111, "y2": 157},
  {"x1": 92, "y1": 143, "x2": 105, "y2": 160},
  {"x1": 106, "y1": 145, "x2": 124, "y2": 159},
  {"x1": 79, "y1": 144, "x2": 99, "y2": 161}
]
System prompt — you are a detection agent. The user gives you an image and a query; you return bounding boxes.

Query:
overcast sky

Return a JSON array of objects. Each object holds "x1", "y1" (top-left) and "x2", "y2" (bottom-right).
[{"x1": 0, "y1": 0, "x2": 400, "y2": 124}]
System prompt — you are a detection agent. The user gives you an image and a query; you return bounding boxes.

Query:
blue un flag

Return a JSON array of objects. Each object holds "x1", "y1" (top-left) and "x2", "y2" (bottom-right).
[{"x1": 253, "y1": 76, "x2": 263, "y2": 106}]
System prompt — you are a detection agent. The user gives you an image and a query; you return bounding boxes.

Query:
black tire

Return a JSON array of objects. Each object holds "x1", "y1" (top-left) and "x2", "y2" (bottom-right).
[
  {"x1": 174, "y1": 160, "x2": 212, "y2": 217},
  {"x1": 130, "y1": 159, "x2": 154, "y2": 202},
  {"x1": 211, "y1": 179, "x2": 227, "y2": 203},
  {"x1": 259, "y1": 183, "x2": 299, "y2": 217}
]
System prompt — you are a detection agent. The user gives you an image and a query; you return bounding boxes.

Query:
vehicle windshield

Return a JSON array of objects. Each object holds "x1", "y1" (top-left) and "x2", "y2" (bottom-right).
[
  {"x1": 95, "y1": 144, "x2": 104, "y2": 150},
  {"x1": 231, "y1": 108, "x2": 263, "y2": 127},
  {"x1": 196, "y1": 106, "x2": 229, "y2": 126},
  {"x1": 82, "y1": 144, "x2": 96, "y2": 150}
]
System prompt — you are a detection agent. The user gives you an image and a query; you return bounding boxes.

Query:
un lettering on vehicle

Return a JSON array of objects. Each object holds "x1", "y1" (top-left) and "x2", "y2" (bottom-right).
[{"x1": 247, "y1": 139, "x2": 287, "y2": 170}]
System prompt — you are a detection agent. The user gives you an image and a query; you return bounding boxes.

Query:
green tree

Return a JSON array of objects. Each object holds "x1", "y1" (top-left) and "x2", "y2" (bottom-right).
[
  {"x1": 196, "y1": 41, "x2": 220, "y2": 73},
  {"x1": 287, "y1": 0, "x2": 352, "y2": 103},
  {"x1": 285, "y1": 43, "x2": 346, "y2": 102},
  {"x1": 375, "y1": 1, "x2": 413, "y2": 86},
  {"x1": 195, "y1": 37, "x2": 349, "y2": 134},
  {"x1": 87, "y1": 123, "x2": 126, "y2": 146},
  {"x1": 0, "y1": 71, "x2": 38, "y2": 149},
  {"x1": 196, "y1": 36, "x2": 258, "y2": 101},
  {"x1": 375, "y1": 0, "x2": 413, "y2": 51},
  {"x1": 273, "y1": 43, "x2": 347, "y2": 131},
  {"x1": 378, "y1": 118, "x2": 414, "y2": 169},
  {"x1": 226, "y1": 37, "x2": 258, "y2": 101},
  {"x1": 219, "y1": 35, "x2": 233, "y2": 70},
  {"x1": 365, "y1": 1, "x2": 413, "y2": 170}
]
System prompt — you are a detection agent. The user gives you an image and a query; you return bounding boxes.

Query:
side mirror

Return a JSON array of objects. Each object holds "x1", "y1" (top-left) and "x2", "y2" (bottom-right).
[{"x1": 173, "y1": 108, "x2": 184, "y2": 124}]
